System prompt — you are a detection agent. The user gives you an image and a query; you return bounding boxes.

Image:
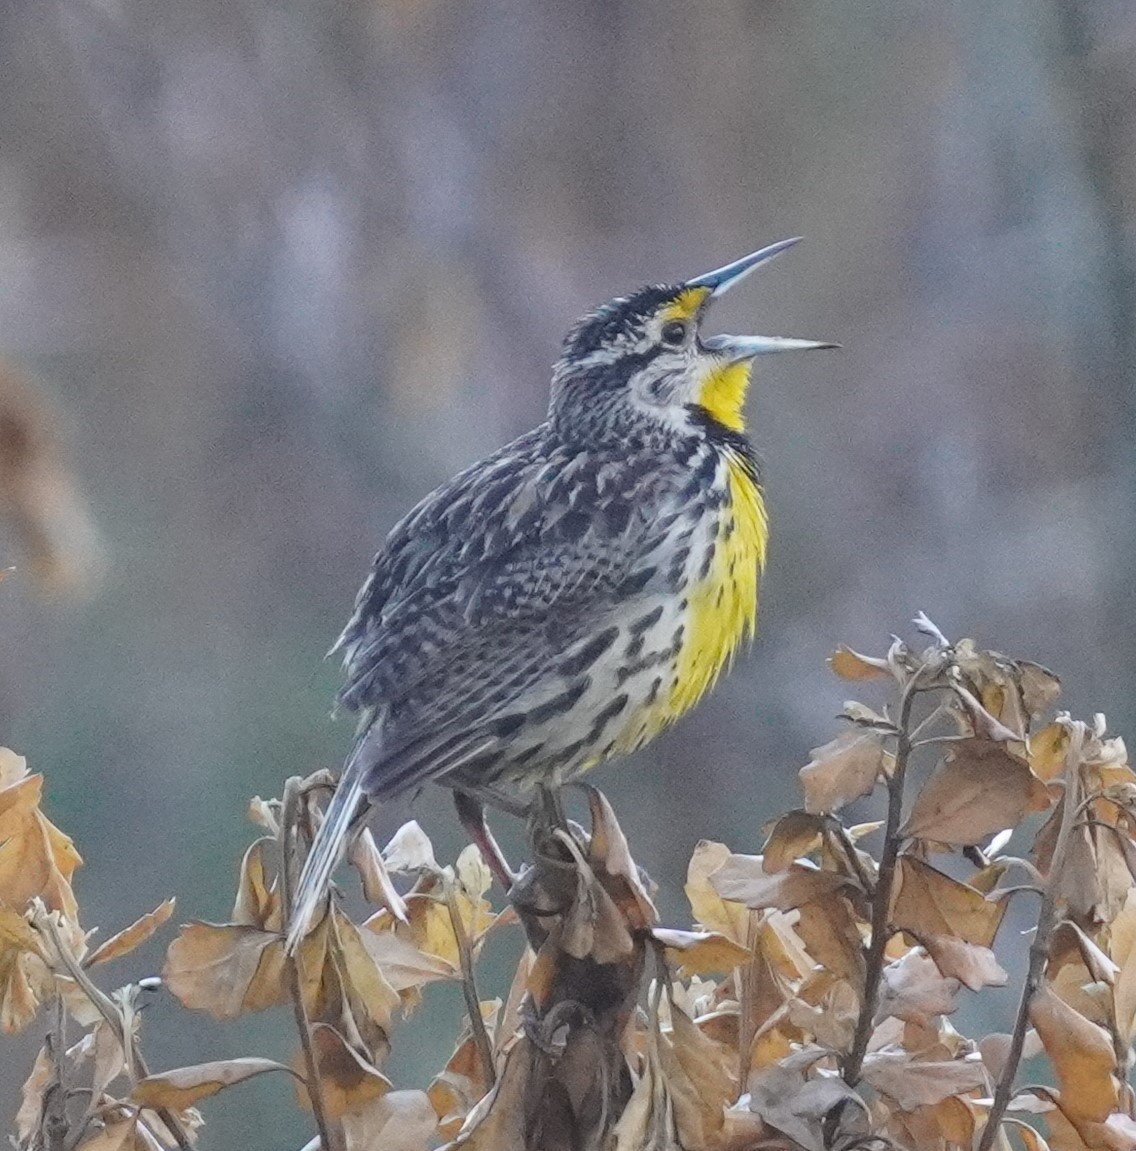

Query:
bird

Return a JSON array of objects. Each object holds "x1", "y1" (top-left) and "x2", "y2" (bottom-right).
[{"x1": 286, "y1": 238, "x2": 833, "y2": 952}]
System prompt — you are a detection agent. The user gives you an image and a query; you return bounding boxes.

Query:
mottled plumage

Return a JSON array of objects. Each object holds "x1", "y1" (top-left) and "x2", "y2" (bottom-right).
[{"x1": 287, "y1": 239, "x2": 832, "y2": 949}]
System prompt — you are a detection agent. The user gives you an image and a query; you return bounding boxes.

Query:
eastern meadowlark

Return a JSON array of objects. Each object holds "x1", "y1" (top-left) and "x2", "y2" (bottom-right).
[{"x1": 287, "y1": 238, "x2": 833, "y2": 950}]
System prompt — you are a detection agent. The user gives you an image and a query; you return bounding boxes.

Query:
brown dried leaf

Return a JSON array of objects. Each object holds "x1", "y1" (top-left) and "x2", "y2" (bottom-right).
[
  {"x1": 329, "y1": 908, "x2": 402, "y2": 1037},
  {"x1": 749, "y1": 1057, "x2": 867, "y2": 1151},
  {"x1": 1050, "y1": 921, "x2": 1119, "y2": 987},
  {"x1": 132, "y1": 1057, "x2": 292, "y2": 1110},
  {"x1": 1019, "y1": 661, "x2": 1061, "y2": 718},
  {"x1": 860, "y1": 1052, "x2": 986, "y2": 1109},
  {"x1": 343, "y1": 1089, "x2": 438, "y2": 1151},
  {"x1": 901, "y1": 739, "x2": 1050, "y2": 846},
  {"x1": 429, "y1": 1009, "x2": 498, "y2": 1138},
  {"x1": 0, "y1": 911, "x2": 53, "y2": 1033},
  {"x1": 231, "y1": 839, "x2": 279, "y2": 929},
  {"x1": 587, "y1": 786, "x2": 658, "y2": 928},
  {"x1": 73, "y1": 1116, "x2": 152, "y2": 1150},
  {"x1": 710, "y1": 856, "x2": 853, "y2": 911},
  {"x1": 650, "y1": 928, "x2": 752, "y2": 977},
  {"x1": 16, "y1": 1043, "x2": 53, "y2": 1143},
  {"x1": 86, "y1": 899, "x2": 176, "y2": 968},
  {"x1": 793, "y1": 893, "x2": 866, "y2": 984},
  {"x1": 661, "y1": 1002, "x2": 737, "y2": 1149},
  {"x1": 1029, "y1": 981, "x2": 1118, "y2": 1124},
  {"x1": 1030, "y1": 723, "x2": 1071, "y2": 781},
  {"x1": 685, "y1": 841, "x2": 748, "y2": 942},
  {"x1": 891, "y1": 856, "x2": 1005, "y2": 947},
  {"x1": 800, "y1": 731, "x2": 887, "y2": 814},
  {"x1": 610, "y1": 1044, "x2": 679, "y2": 1151},
  {"x1": 0, "y1": 763, "x2": 82, "y2": 923},
  {"x1": 1109, "y1": 890, "x2": 1136, "y2": 1040},
  {"x1": 924, "y1": 935, "x2": 1008, "y2": 991},
  {"x1": 383, "y1": 821, "x2": 438, "y2": 873},
  {"x1": 350, "y1": 828, "x2": 409, "y2": 922},
  {"x1": 980, "y1": 1030, "x2": 1042, "y2": 1080},
  {"x1": 358, "y1": 921, "x2": 455, "y2": 993},
  {"x1": 877, "y1": 949, "x2": 961, "y2": 1024},
  {"x1": 762, "y1": 811, "x2": 826, "y2": 872},
  {"x1": 299, "y1": 1024, "x2": 392, "y2": 1120},
  {"x1": 442, "y1": 1039, "x2": 530, "y2": 1150},
  {"x1": 162, "y1": 922, "x2": 288, "y2": 1017},
  {"x1": 830, "y1": 645, "x2": 891, "y2": 680}
]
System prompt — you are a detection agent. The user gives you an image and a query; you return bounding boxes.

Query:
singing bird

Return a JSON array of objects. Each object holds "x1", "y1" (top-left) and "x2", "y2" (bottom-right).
[{"x1": 287, "y1": 239, "x2": 833, "y2": 950}]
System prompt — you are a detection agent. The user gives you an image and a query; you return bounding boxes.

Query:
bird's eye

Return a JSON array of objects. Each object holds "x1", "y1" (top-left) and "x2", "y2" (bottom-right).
[{"x1": 660, "y1": 320, "x2": 688, "y2": 347}]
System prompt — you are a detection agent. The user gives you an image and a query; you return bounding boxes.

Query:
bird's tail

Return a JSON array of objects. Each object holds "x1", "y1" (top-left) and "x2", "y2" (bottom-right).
[{"x1": 285, "y1": 754, "x2": 368, "y2": 955}]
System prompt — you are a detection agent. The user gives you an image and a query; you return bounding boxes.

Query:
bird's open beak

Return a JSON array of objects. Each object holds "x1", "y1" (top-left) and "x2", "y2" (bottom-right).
[{"x1": 688, "y1": 238, "x2": 838, "y2": 360}]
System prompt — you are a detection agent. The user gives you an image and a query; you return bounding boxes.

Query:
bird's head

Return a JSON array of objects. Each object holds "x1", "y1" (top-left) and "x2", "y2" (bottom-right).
[{"x1": 551, "y1": 238, "x2": 834, "y2": 443}]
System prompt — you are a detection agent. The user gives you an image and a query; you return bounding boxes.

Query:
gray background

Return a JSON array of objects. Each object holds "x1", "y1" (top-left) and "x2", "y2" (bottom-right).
[{"x1": 2, "y1": 3, "x2": 1135, "y2": 1146}]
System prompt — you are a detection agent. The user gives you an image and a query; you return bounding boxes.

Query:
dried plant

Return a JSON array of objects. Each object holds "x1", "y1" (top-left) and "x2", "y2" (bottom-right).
[{"x1": 6, "y1": 618, "x2": 1136, "y2": 1150}]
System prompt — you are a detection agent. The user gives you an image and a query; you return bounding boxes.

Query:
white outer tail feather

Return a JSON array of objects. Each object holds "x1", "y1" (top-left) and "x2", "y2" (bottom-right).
[{"x1": 285, "y1": 769, "x2": 366, "y2": 954}]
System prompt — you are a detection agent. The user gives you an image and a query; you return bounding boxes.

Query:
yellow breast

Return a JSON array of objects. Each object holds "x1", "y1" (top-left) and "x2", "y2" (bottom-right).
[{"x1": 668, "y1": 453, "x2": 768, "y2": 715}]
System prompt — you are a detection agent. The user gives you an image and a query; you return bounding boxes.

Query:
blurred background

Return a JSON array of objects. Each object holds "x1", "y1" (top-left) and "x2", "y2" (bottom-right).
[{"x1": 2, "y1": 0, "x2": 1135, "y2": 1143}]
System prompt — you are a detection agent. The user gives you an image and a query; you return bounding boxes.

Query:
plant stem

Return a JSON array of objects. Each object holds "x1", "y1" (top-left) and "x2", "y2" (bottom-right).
[
  {"x1": 444, "y1": 879, "x2": 496, "y2": 1089},
  {"x1": 281, "y1": 777, "x2": 342, "y2": 1151},
  {"x1": 976, "y1": 722, "x2": 1084, "y2": 1151},
  {"x1": 843, "y1": 677, "x2": 919, "y2": 1085}
]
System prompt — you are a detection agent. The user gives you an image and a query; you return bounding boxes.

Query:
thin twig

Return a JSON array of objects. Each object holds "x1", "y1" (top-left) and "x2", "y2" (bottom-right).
[
  {"x1": 32, "y1": 908, "x2": 193, "y2": 1151},
  {"x1": 444, "y1": 878, "x2": 496, "y2": 1089},
  {"x1": 843, "y1": 674, "x2": 921, "y2": 1085},
  {"x1": 977, "y1": 723, "x2": 1084, "y2": 1151},
  {"x1": 280, "y1": 777, "x2": 342, "y2": 1151}
]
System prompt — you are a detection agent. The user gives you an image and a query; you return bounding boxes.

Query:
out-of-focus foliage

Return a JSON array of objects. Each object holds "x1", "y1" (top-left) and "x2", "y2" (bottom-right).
[{"x1": 8, "y1": 624, "x2": 1136, "y2": 1150}]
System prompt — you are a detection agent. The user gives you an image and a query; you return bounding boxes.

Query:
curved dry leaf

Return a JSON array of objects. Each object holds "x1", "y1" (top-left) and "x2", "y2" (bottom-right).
[
  {"x1": 709, "y1": 856, "x2": 853, "y2": 911},
  {"x1": 298, "y1": 1024, "x2": 392, "y2": 1120},
  {"x1": 860, "y1": 1052, "x2": 986, "y2": 1110},
  {"x1": 762, "y1": 811, "x2": 826, "y2": 873},
  {"x1": 329, "y1": 909, "x2": 402, "y2": 1036},
  {"x1": 891, "y1": 856, "x2": 1004, "y2": 947},
  {"x1": 1029, "y1": 723, "x2": 1070, "y2": 782},
  {"x1": 1050, "y1": 922, "x2": 1119, "y2": 987},
  {"x1": 343, "y1": 1090, "x2": 438, "y2": 1151},
  {"x1": 1019, "y1": 661, "x2": 1061, "y2": 719},
  {"x1": 924, "y1": 936, "x2": 1008, "y2": 991},
  {"x1": 132, "y1": 1057, "x2": 293, "y2": 1110},
  {"x1": 800, "y1": 731, "x2": 887, "y2": 815},
  {"x1": 0, "y1": 770, "x2": 82, "y2": 921},
  {"x1": 16, "y1": 1043, "x2": 52, "y2": 1143},
  {"x1": 901, "y1": 739, "x2": 1050, "y2": 846},
  {"x1": 1108, "y1": 890, "x2": 1136, "y2": 1041},
  {"x1": 358, "y1": 922, "x2": 455, "y2": 993},
  {"x1": 587, "y1": 786, "x2": 658, "y2": 927},
  {"x1": 877, "y1": 949, "x2": 960, "y2": 1024},
  {"x1": 0, "y1": 940, "x2": 53, "y2": 1032},
  {"x1": 661, "y1": 1002, "x2": 737, "y2": 1148},
  {"x1": 232, "y1": 840, "x2": 279, "y2": 930},
  {"x1": 86, "y1": 899, "x2": 175, "y2": 968},
  {"x1": 73, "y1": 1116, "x2": 151, "y2": 1151},
  {"x1": 685, "y1": 841, "x2": 748, "y2": 943},
  {"x1": 1028, "y1": 982, "x2": 1118, "y2": 1125},
  {"x1": 650, "y1": 928, "x2": 752, "y2": 977},
  {"x1": 442, "y1": 1039, "x2": 530, "y2": 1150},
  {"x1": 162, "y1": 922, "x2": 287, "y2": 1018},
  {"x1": 794, "y1": 893, "x2": 866, "y2": 984},
  {"x1": 384, "y1": 822, "x2": 438, "y2": 874},
  {"x1": 351, "y1": 828, "x2": 409, "y2": 922},
  {"x1": 429, "y1": 1024, "x2": 497, "y2": 1138},
  {"x1": 979, "y1": 1031, "x2": 1042, "y2": 1080},
  {"x1": 830, "y1": 645, "x2": 891, "y2": 681}
]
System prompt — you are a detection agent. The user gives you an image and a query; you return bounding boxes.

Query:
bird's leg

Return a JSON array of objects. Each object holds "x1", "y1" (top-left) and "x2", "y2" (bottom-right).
[
  {"x1": 454, "y1": 790, "x2": 517, "y2": 892},
  {"x1": 527, "y1": 783, "x2": 571, "y2": 857}
]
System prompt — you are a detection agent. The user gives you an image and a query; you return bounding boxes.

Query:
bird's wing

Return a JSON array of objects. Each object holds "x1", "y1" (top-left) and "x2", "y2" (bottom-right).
[{"x1": 333, "y1": 427, "x2": 680, "y2": 797}]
